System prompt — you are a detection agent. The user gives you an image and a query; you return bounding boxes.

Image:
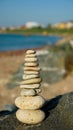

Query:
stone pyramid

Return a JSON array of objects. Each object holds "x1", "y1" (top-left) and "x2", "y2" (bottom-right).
[{"x1": 15, "y1": 50, "x2": 45, "y2": 124}]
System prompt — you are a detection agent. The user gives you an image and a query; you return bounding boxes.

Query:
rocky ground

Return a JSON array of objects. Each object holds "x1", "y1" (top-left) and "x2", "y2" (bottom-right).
[
  {"x1": 0, "y1": 45, "x2": 73, "y2": 129},
  {"x1": 0, "y1": 92, "x2": 73, "y2": 130}
]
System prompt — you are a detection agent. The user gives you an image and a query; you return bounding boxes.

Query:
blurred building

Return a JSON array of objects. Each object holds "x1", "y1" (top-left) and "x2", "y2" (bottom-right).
[
  {"x1": 25, "y1": 21, "x2": 39, "y2": 28},
  {"x1": 52, "y1": 21, "x2": 73, "y2": 29},
  {"x1": 1, "y1": 27, "x2": 6, "y2": 31},
  {"x1": 66, "y1": 21, "x2": 73, "y2": 29},
  {"x1": 20, "y1": 25, "x2": 26, "y2": 29},
  {"x1": 0, "y1": 27, "x2": 7, "y2": 32},
  {"x1": 9, "y1": 26, "x2": 16, "y2": 30}
]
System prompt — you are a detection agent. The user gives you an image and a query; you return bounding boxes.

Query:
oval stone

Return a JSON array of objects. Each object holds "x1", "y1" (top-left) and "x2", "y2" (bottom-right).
[
  {"x1": 20, "y1": 84, "x2": 40, "y2": 89},
  {"x1": 24, "y1": 67, "x2": 40, "y2": 71},
  {"x1": 25, "y1": 54, "x2": 36, "y2": 58},
  {"x1": 24, "y1": 57, "x2": 37, "y2": 62},
  {"x1": 21, "y1": 78, "x2": 41, "y2": 85},
  {"x1": 15, "y1": 95, "x2": 45, "y2": 110},
  {"x1": 24, "y1": 62, "x2": 38, "y2": 67},
  {"x1": 20, "y1": 89, "x2": 36, "y2": 96},
  {"x1": 22, "y1": 74, "x2": 39, "y2": 80},
  {"x1": 16, "y1": 109, "x2": 45, "y2": 124},
  {"x1": 24, "y1": 71, "x2": 39, "y2": 75}
]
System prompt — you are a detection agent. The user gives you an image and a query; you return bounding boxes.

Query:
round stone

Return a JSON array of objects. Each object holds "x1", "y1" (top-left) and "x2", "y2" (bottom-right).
[
  {"x1": 21, "y1": 78, "x2": 41, "y2": 84},
  {"x1": 26, "y1": 50, "x2": 36, "y2": 54},
  {"x1": 24, "y1": 62, "x2": 38, "y2": 67},
  {"x1": 20, "y1": 84, "x2": 40, "y2": 89},
  {"x1": 20, "y1": 89, "x2": 36, "y2": 96},
  {"x1": 24, "y1": 57, "x2": 37, "y2": 62},
  {"x1": 22, "y1": 74, "x2": 39, "y2": 80},
  {"x1": 15, "y1": 95, "x2": 45, "y2": 110},
  {"x1": 24, "y1": 71, "x2": 39, "y2": 75},
  {"x1": 24, "y1": 67, "x2": 40, "y2": 71},
  {"x1": 16, "y1": 109, "x2": 45, "y2": 124}
]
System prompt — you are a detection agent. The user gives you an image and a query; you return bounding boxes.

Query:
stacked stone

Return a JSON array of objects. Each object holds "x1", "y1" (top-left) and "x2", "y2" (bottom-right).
[{"x1": 15, "y1": 50, "x2": 45, "y2": 125}]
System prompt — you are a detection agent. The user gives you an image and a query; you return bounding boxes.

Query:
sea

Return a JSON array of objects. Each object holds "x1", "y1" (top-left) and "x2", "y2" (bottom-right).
[{"x1": 0, "y1": 34, "x2": 61, "y2": 51}]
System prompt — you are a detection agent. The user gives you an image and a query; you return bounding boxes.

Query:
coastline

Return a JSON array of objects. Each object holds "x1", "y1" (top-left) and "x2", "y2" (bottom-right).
[
  {"x1": 0, "y1": 32, "x2": 72, "y2": 56},
  {"x1": 0, "y1": 33, "x2": 61, "y2": 55},
  {"x1": 0, "y1": 31, "x2": 63, "y2": 37}
]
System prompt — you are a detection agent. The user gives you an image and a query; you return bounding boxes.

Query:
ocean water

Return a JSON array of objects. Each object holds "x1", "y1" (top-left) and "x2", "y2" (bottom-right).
[{"x1": 0, "y1": 34, "x2": 61, "y2": 51}]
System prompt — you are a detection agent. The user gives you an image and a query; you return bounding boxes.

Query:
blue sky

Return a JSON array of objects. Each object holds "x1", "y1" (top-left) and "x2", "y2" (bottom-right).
[{"x1": 0, "y1": 0, "x2": 73, "y2": 27}]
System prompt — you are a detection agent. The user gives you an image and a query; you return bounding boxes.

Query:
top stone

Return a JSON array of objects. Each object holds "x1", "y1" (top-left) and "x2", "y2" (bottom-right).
[{"x1": 26, "y1": 50, "x2": 36, "y2": 54}]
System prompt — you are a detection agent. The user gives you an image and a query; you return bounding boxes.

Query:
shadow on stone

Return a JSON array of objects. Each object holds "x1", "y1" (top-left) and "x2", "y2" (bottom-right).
[
  {"x1": 0, "y1": 93, "x2": 73, "y2": 130},
  {"x1": 42, "y1": 95, "x2": 62, "y2": 119},
  {"x1": 0, "y1": 106, "x2": 18, "y2": 120}
]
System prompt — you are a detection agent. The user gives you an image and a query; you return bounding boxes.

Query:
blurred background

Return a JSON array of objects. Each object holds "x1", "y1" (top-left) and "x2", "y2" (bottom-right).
[{"x1": 0, "y1": 0, "x2": 73, "y2": 116}]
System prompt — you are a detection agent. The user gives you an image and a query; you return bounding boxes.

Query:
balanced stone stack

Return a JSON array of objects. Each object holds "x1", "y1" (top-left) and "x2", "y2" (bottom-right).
[{"x1": 15, "y1": 50, "x2": 45, "y2": 125}]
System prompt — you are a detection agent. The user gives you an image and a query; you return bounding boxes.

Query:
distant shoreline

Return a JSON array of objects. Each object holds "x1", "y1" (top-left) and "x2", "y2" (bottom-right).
[
  {"x1": 0, "y1": 32, "x2": 71, "y2": 44},
  {"x1": 0, "y1": 32, "x2": 63, "y2": 37},
  {"x1": 0, "y1": 33, "x2": 62, "y2": 52},
  {"x1": 0, "y1": 32, "x2": 72, "y2": 54},
  {"x1": 0, "y1": 31, "x2": 69, "y2": 40}
]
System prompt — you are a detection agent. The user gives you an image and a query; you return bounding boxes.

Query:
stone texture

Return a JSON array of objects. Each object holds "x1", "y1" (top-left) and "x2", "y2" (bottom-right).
[
  {"x1": 0, "y1": 93, "x2": 73, "y2": 130},
  {"x1": 16, "y1": 109, "x2": 45, "y2": 124},
  {"x1": 24, "y1": 57, "x2": 37, "y2": 62},
  {"x1": 20, "y1": 78, "x2": 41, "y2": 84},
  {"x1": 24, "y1": 71, "x2": 39, "y2": 75},
  {"x1": 20, "y1": 84, "x2": 40, "y2": 89},
  {"x1": 24, "y1": 67, "x2": 40, "y2": 71},
  {"x1": 26, "y1": 50, "x2": 36, "y2": 54},
  {"x1": 24, "y1": 62, "x2": 38, "y2": 67},
  {"x1": 22, "y1": 74, "x2": 39, "y2": 80},
  {"x1": 25, "y1": 54, "x2": 36, "y2": 58},
  {"x1": 15, "y1": 96, "x2": 45, "y2": 110},
  {"x1": 20, "y1": 89, "x2": 36, "y2": 96}
]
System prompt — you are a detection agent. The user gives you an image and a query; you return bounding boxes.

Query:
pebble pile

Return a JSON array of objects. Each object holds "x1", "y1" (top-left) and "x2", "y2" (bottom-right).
[{"x1": 15, "y1": 50, "x2": 45, "y2": 124}]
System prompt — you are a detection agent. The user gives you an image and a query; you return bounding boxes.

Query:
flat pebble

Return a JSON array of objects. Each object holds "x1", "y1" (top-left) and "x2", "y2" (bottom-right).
[
  {"x1": 16, "y1": 109, "x2": 45, "y2": 124},
  {"x1": 20, "y1": 84, "x2": 40, "y2": 89},
  {"x1": 24, "y1": 62, "x2": 38, "y2": 67},
  {"x1": 20, "y1": 89, "x2": 36, "y2": 96},
  {"x1": 24, "y1": 67, "x2": 40, "y2": 71},
  {"x1": 25, "y1": 54, "x2": 36, "y2": 58},
  {"x1": 22, "y1": 74, "x2": 39, "y2": 80},
  {"x1": 21, "y1": 78, "x2": 41, "y2": 84},
  {"x1": 24, "y1": 57, "x2": 37, "y2": 62},
  {"x1": 24, "y1": 71, "x2": 39, "y2": 75}
]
